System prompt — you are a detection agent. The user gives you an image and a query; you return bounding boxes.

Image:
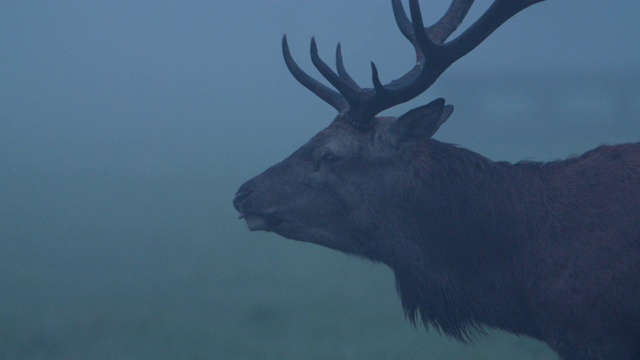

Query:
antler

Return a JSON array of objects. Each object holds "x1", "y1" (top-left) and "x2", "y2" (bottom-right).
[{"x1": 283, "y1": 0, "x2": 545, "y2": 129}]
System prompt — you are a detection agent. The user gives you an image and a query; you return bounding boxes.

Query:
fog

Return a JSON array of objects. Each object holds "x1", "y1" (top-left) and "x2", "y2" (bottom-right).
[{"x1": 1, "y1": 1, "x2": 639, "y2": 359}]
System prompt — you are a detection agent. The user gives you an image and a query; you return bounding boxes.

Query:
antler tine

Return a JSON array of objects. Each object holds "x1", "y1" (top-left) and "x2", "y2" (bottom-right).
[
  {"x1": 392, "y1": 0, "x2": 473, "y2": 45},
  {"x1": 370, "y1": 62, "x2": 386, "y2": 93},
  {"x1": 445, "y1": 0, "x2": 544, "y2": 62},
  {"x1": 408, "y1": 0, "x2": 439, "y2": 64},
  {"x1": 428, "y1": 0, "x2": 475, "y2": 43},
  {"x1": 336, "y1": 43, "x2": 362, "y2": 90},
  {"x1": 392, "y1": 0, "x2": 416, "y2": 44},
  {"x1": 310, "y1": 38, "x2": 364, "y2": 109},
  {"x1": 282, "y1": 35, "x2": 348, "y2": 112}
]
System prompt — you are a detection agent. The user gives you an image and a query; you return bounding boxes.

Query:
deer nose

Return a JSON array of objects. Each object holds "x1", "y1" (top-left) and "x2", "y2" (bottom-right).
[{"x1": 233, "y1": 189, "x2": 253, "y2": 211}]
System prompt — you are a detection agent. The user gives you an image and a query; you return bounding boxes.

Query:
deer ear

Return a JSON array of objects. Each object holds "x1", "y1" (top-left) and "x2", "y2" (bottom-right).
[{"x1": 387, "y1": 98, "x2": 453, "y2": 143}]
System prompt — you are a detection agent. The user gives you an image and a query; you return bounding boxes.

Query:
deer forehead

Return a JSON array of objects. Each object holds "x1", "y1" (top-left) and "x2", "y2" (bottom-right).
[{"x1": 313, "y1": 130, "x2": 362, "y2": 155}]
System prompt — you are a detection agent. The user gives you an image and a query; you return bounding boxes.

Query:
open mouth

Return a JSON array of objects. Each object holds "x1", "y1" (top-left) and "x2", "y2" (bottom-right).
[{"x1": 238, "y1": 213, "x2": 284, "y2": 231}]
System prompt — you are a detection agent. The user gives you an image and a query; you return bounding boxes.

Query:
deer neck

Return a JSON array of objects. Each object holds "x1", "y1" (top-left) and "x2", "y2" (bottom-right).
[{"x1": 391, "y1": 140, "x2": 547, "y2": 340}]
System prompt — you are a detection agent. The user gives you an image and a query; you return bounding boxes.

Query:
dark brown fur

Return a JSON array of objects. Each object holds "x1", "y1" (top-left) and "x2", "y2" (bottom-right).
[
  {"x1": 233, "y1": 0, "x2": 639, "y2": 358},
  {"x1": 235, "y1": 110, "x2": 640, "y2": 359}
]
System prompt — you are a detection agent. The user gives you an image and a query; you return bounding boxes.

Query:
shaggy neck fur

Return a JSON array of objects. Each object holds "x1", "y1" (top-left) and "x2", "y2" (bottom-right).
[{"x1": 392, "y1": 139, "x2": 551, "y2": 341}]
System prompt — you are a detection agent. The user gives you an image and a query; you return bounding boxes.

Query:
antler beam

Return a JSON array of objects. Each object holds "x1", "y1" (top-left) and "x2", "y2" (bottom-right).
[{"x1": 283, "y1": 0, "x2": 546, "y2": 128}]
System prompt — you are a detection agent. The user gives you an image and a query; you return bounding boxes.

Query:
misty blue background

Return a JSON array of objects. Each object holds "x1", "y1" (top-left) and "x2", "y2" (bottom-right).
[{"x1": 1, "y1": 1, "x2": 639, "y2": 359}]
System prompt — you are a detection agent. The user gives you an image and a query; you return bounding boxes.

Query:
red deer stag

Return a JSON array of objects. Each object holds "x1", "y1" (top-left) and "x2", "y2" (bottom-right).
[{"x1": 233, "y1": 1, "x2": 640, "y2": 359}]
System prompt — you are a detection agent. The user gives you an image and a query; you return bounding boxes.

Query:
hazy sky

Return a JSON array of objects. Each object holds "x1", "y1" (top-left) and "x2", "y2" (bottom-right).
[{"x1": 2, "y1": 0, "x2": 639, "y2": 163}]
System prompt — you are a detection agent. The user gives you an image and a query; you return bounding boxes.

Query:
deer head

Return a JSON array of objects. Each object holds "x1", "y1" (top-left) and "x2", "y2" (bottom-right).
[{"x1": 233, "y1": 0, "x2": 544, "y2": 264}]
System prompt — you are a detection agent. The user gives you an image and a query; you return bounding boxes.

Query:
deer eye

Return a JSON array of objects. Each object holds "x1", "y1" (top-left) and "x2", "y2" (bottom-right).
[
  {"x1": 322, "y1": 152, "x2": 341, "y2": 165},
  {"x1": 315, "y1": 152, "x2": 341, "y2": 172}
]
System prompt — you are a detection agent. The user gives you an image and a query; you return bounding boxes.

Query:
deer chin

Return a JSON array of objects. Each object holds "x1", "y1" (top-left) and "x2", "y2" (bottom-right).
[{"x1": 240, "y1": 213, "x2": 284, "y2": 232}]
